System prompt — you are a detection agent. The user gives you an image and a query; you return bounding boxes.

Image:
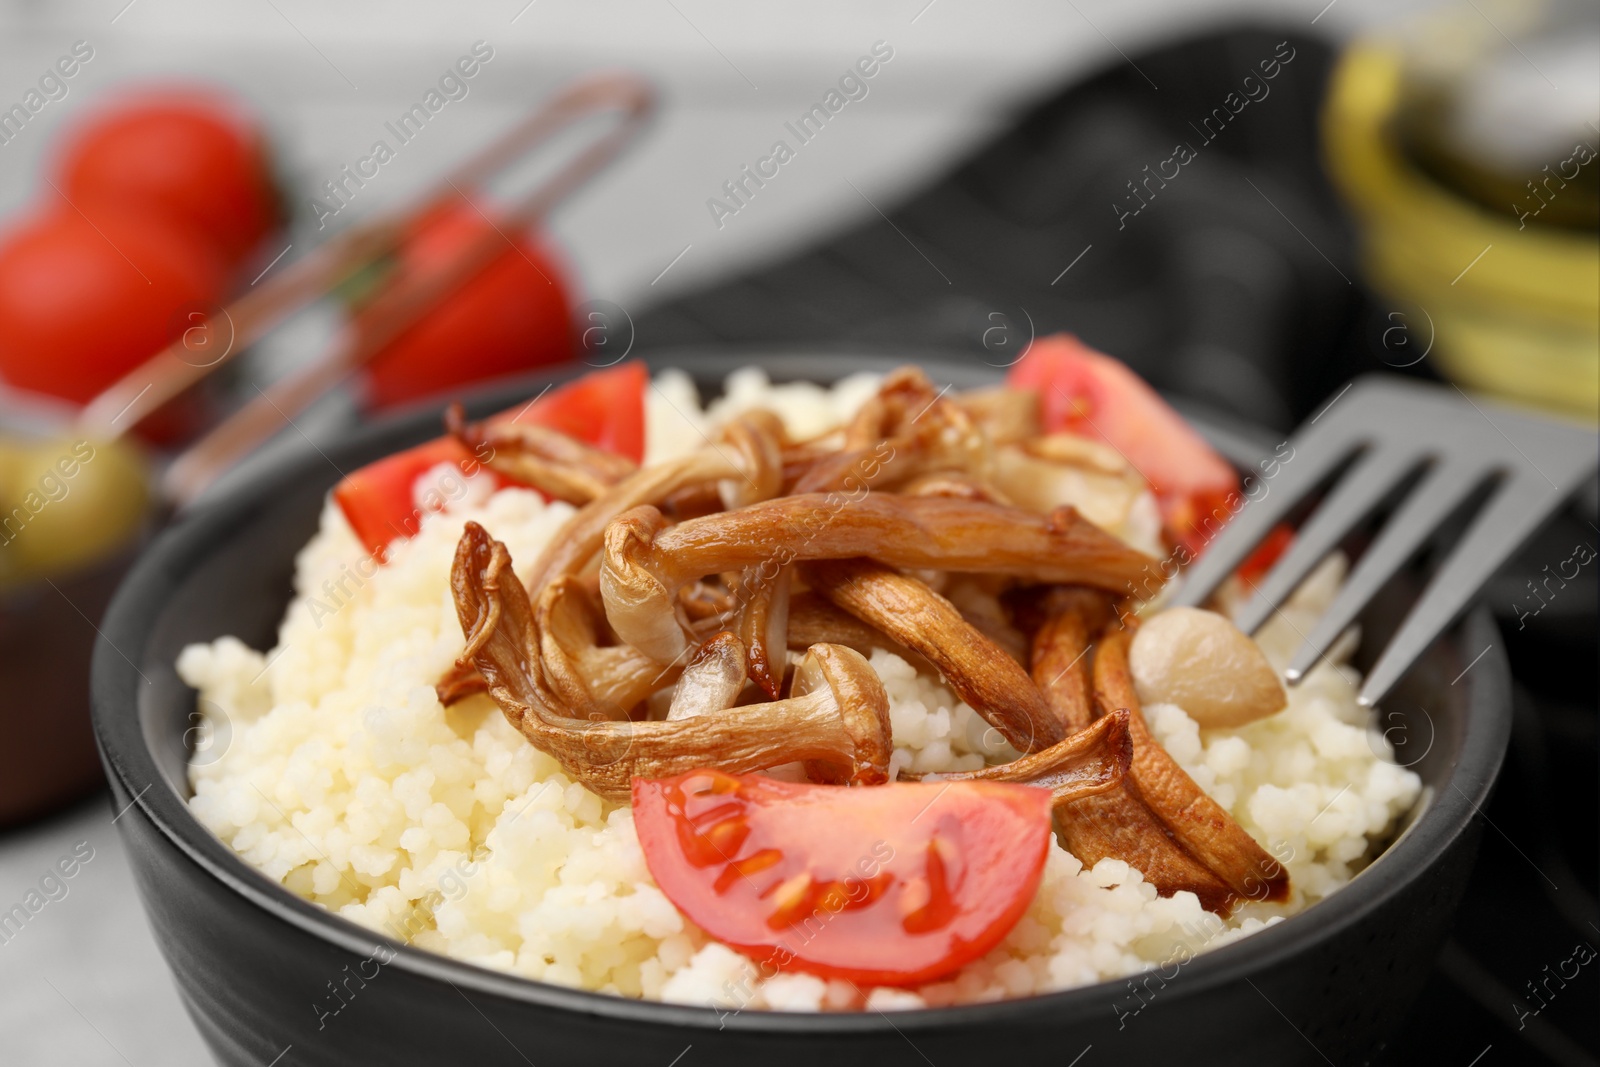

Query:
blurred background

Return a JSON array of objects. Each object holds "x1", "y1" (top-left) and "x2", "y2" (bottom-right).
[{"x1": 0, "y1": 1, "x2": 1594, "y2": 1063}]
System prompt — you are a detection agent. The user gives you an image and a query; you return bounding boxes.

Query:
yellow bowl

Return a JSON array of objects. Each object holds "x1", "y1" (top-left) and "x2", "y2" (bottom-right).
[{"x1": 1322, "y1": 43, "x2": 1598, "y2": 421}]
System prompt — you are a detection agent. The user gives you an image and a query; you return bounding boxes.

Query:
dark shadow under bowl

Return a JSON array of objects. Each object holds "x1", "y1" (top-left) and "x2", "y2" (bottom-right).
[{"x1": 92, "y1": 351, "x2": 1511, "y2": 1067}]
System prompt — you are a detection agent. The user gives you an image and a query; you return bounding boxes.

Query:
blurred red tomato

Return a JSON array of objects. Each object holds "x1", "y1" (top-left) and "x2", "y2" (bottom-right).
[
  {"x1": 0, "y1": 206, "x2": 223, "y2": 405},
  {"x1": 360, "y1": 202, "x2": 575, "y2": 410},
  {"x1": 55, "y1": 90, "x2": 277, "y2": 269}
]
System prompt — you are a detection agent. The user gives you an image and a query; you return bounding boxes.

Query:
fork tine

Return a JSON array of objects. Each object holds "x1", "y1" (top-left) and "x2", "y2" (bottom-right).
[
  {"x1": 1234, "y1": 448, "x2": 1427, "y2": 635},
  {"x1": 1358, "y1": 472, "x2": 1564, "y2": 706},
  {"x1": 1170, "y1": 431, "x2": 1363, "y2": 609},
  {"x1": 1285, "y1": 459, "x2": 1490, "y2": 682}
]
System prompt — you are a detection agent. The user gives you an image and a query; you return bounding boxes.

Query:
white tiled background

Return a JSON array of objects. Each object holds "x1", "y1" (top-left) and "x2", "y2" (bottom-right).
[{"x1": 0, "y1": 2, "x2": 1440, "y2": 1063}]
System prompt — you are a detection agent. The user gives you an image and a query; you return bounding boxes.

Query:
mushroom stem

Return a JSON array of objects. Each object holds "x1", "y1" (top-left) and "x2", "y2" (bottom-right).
[
  {"x1": 446, "y1": 402, "x2": 635, "y2": 504},
  {"x1": 600, "y1": 493, "x2": 1156, "y2": 662},
  {"x1": 785, "y1": 591, "x2": 906, "y2": 657},
  {"x1": 1093, "y1": 626, "x2": 1290, "y2": 905},
  {"x1": 733, "y1": 564, "x2": 791, "y2": 698},
  {"x1": 646, "y1": 494, "x2": 1153, "y2": 587},
  {"x1": 453, "y1": 522, "x2": 891, "y2": 801},
  {"x1": 537, "y1": 576, "x2": 680, "y2": 720},
  {"x1": 527, "y1": 411, "x2": 784, "y2": 592},
  {"x1": 435, "y1": 659, "x2": 487, "y2": 706},
  {"x1": 910, "y1": 709, "x2": 1133, "y2": 806},
  {"x1": 1026, "y1": 591, "x2": 1236, "y2": 911},
  {"x1": 666, "y1": 632, "x2": 747, "y2": 720},
  {"x1": 1028, "y1": 588, "x2": 1113, "y2": 730},
  {"x1": 803, "y1": 559, "x2": 1064, "y2": 753}
]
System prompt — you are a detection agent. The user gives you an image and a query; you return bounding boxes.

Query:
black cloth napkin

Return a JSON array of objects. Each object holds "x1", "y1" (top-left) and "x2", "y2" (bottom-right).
[{"x1": 636, "y1": 26, "x2": 1365, "y2": 432}]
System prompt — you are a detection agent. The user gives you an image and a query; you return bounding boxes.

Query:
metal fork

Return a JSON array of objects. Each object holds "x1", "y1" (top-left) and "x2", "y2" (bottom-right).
[{"x1": 1171, "y1": 375, "x2": 1598, "y2": 707}]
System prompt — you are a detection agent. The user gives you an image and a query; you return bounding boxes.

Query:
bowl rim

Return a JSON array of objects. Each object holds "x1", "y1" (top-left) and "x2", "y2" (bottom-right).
[{"x1": 91, "y1": 349, "x2": 1512, "y2": 1036}]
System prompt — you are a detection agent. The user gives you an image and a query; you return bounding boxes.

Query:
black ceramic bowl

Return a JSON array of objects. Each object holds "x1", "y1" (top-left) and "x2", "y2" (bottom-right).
[{"x1": 93, "y1": 352, "x2": 1510, "y2": 1067}]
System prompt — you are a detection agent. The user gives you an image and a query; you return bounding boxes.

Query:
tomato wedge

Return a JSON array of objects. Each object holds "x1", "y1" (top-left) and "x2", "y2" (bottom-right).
[
  {"x1": 633, "y1": 770, "x2": 1052, "y2": 987},
  {"x1": 1006, "y1": 334, "x2": 1240, "y2": 557},
  {"x1": 494, "y1": 360, "x2": 647, "y2": 463},
  {"x1": 332, "y1": 437, "x2": 491, "y2": 560},
  {"x1": 332, "y1": 362, "x2": 648, "y2": 560}
]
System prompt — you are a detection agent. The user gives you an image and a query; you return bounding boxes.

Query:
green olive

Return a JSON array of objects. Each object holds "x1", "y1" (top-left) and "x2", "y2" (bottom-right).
[{"x1": 0, "y1": 435, "x2": 149, "y2": 582}]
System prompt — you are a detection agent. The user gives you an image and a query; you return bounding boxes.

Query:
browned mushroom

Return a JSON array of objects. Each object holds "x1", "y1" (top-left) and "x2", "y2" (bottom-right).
[
  {"x1": 446, "y1": 402, "x2": 636, "y2": 505},
  {"x1": 526, "y1": 410, "x2": 785, "y2": 593},
  {"x1": 803, "y1": 559, "x2": 1065, "y2": 753},
  {"x1": 536, "y1": 576, "x2": 680, "y2": 720},
  {"x1": 1029, "y1": 588, "x2": 1114, "y2": 728},
  {"x1": 1024, "y1": 593, "x2": 1236, "y2": 911},
  {"x1": 1093, "y1": 626, "x2": 1289, "y2": 905},
  {"x1": 904, "y1": 708, "x2": 1132, "y2": 806},
  {"x1": 452, "y1": 522, "x2": 891, "y2": 801},
  {"x1": 785, "y1": 590, "x2": 903, "y2": 655},
  {"x1": 898, "y1": 471, "x2": 1010, "y2": 505},
  {"x1": 953, "y1": 384, "x2": 1040, "y2": 446},
  {"x1": 731, "y1": 564, "x2": 791, "y2": 698},
  {"x1": 436, "y1": 659, "x2": 488, "y2": 706},
  {"x1": 842, "y1": 365, "x2": 942, "y2": 445},
  {"x1": 600, "y1": 493, "x2": 1156, "y2": 662},
  {"x1": 942, "y1": 575, "x2": 1029, "y2": 665},
  {"x1": 666, "y1": 631, "x2": 747, "y2": 720}
]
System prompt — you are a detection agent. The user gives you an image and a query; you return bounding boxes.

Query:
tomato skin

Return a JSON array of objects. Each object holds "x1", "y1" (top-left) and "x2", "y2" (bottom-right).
[
  {"x1": 499, "y1": 361, "x2": 647, "y2": 463},
  {"x1": 1237, "y1": 524, "x2": 1294, "y2": 585},
  {"x1": 632, "y1": 770, "x2": 1053, "y2": 987},
  {"x1": 361, "y1": 203, "x2": 575, "y2": 410},
  {"x1": 56, "y1": 91, "x2": 277, "y2": 268},
  {"x1": 1007, "y1": 334, "x2": 1241, "y2": 556},
  {"x1": 0, "y1": 206, "x2": 223, "y2": 405},
  {"x1": 332, "y1": 437, "x2": 494, "y2": 561},
  {"x1": 332, "y1": 362, "x2": 648, "y2": 559}
]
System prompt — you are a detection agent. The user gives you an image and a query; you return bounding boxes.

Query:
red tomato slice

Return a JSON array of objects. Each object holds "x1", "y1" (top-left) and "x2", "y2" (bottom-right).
[
  {"x1": 332, "y1": 437, "x2": 491, "y2": 561},
  {"x1": 332, "y1": 363, "x2": 648, "y2": 559},
  {"x1": 492, "y1": 361, "x2": 647, "y2": 463},
  {"x1": 633, "y1": 770, "x2": 1053, "y2": 987},
  {"x1": 1006, "y1": 334, "x2": 1240, "y2": 556}
]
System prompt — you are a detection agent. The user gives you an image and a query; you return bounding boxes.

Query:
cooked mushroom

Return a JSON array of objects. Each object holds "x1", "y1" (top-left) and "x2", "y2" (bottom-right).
[
  {"x1": 990, "y1": 433, "x2": 1147, "y2": 534},
  {"x1": 600, "y1": 493, "x2": 1156, "y2": 662},
  {"x1": 435, "y1": 659, "x2": 488, "y2": 706},
  {"x1": 446, "y1": 402, "x2": 636, "y2": 505},
  {"x1": 803, "y1": 559, "x2": 1065, "y2": 753},
  {"x1": 1094, "y1": 626, "x2": 1289, "y2": 904},
  {"x1": 898, "y1": 470, "x2": 1010, "y2": 505},
  {"x1": 785, "y1": 591, "x2": 902, "y2": 655},
  {"x1": 526, "y1": 410, "x2": 785, "y2": 593},
  {"x1": 666, "y1": 631, "x2": 747, "y2": 720},
  {"x1": 1028, "y1": 587, "x2": 1113, "y2": 728},
  {"x1": 842, "y1": 365, "x2": 943, "y2": 445},
  {"x1": 906, "y1": 709, "x2": 1132, "y2": 806},
  {"x1": 732, "y1": 564, "x2": 792, "y2": 698},
  {"x1": 1061, "y1": 777, "x2": 1238, "y2": 912},
  {"x1": 452, "y1": 522, "x2": 891, "y2": 801},
  {"x1": 536, "y1": 575, "x2": 680, "y2": 720},
  {"x1": 953, "y1": 384, "x2": 1040, "y2": 446},
  {"x1": 1026, "y1": 591, "x2": 1236, "y2": 911}
]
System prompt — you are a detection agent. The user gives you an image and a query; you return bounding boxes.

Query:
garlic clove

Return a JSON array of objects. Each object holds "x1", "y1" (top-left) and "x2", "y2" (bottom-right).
[{"x1": 1128, "y1": 607, "x2": 1287, "y2": 729}]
